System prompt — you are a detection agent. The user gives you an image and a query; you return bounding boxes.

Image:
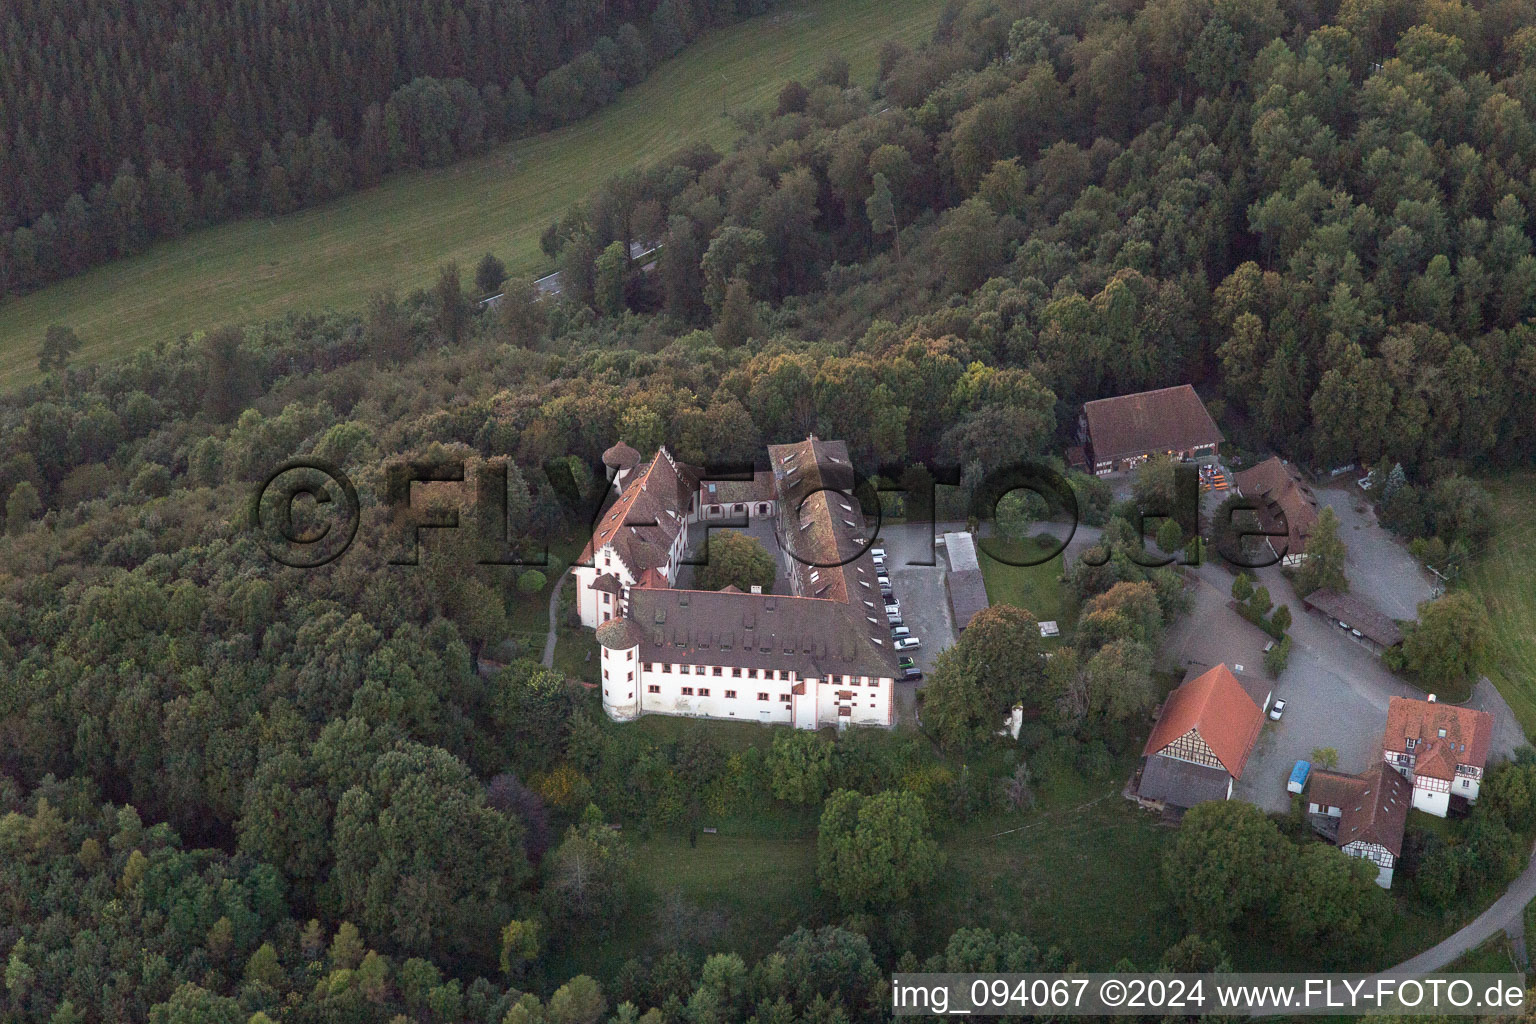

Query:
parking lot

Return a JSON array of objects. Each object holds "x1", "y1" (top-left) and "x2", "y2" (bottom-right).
[
  {"x1": 874, "y1": 522, "x2": 965, "y2": 722},
  {"x1": 678, "y1": 517, "x2": 961, "y2": 725},
  {"x1": 1174, "y1": 517, "x2": 1522, "y2": 813},
  {"x1": 1315, "y1": 482, "x2": 1438, "y2": 620}
]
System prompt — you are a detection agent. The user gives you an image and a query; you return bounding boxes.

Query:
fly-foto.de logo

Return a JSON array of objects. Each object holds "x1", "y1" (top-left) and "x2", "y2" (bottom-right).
[{"x1": 250, "y1": 456, "x2": 1295, "y2": 572}]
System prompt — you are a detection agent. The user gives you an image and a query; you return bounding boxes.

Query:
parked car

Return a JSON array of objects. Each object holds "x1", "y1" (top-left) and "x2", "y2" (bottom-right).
[
  {"x1": 894, "y1": 636, "x2": 922, "y2": 651},
  {"x1": 1269, "y1": 697, "x2": 1287, "y2": 721},
  {"x1": 1288, "y1": 759, "x2": 1310, "y2": 794},
  {"x1": 903, "y1": 667, "x2": 923, "y2": 680},
  {"x1": 887, "y1": 617, "x2": 904, "y2": 629},
  {"x1": 871, "y1": 546, "x2": 886, "y2": 559},
  {"x1": 891, "y1": 625, "x2": 911, "y2": 639},
  {"x1": 898, "y1": 656, "x2": 915, "y2": 669}
]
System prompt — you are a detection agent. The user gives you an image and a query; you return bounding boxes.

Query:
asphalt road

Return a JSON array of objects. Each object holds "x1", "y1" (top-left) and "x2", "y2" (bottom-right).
[{"x1": 1381, "y1": 842, "x2": 1536, "y2": 976}]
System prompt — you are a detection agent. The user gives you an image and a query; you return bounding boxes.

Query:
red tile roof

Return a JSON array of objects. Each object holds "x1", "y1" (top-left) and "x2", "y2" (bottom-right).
[
  {"x1": 1232, "y1": 457, "x2": 1319, "y2": 559},
  {"x1": 1383, "y1": 696, "x2": 1494, "y2": 779},
  {"x1": 1083, "y1": 385, "x2": 1224, "y2": 463},
  {"x1": 579, "y1": 449, "x2": 693, "y2": 576},
  {"x1": 1309, "y1": 763, "x2": 1412, "y2": 856},
  {"x1": 1143, "y1": 663, "x2": 1264, "y2": 778}
]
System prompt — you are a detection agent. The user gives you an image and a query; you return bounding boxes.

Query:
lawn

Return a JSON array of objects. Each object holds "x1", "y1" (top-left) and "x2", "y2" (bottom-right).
[
  {"x1": 546, "y1": 818, "x2": 826, "y2": 983},
  {"x1": 0, "y1": 0, "x2": 949, "y2": 386},
  {"x1": 978, "y1": 536, "x2": 1067, "y2": 625},
  {"x1": 930, "y1": 791, "x2": 1184, "y2": 967},
  {"x1": 1463, "y1": 473, "x2": 1536, "y2": 737}
]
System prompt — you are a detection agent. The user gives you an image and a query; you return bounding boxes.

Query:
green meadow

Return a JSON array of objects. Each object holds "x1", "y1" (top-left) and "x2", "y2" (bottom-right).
[{"x1": 0, "y1": 0, "x2": 947, "y2": 385}]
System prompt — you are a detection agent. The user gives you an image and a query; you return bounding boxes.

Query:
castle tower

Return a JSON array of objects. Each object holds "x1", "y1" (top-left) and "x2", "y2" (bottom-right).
[{"x1": 602, "y1": 440, "x2": 641, "y2": 494}]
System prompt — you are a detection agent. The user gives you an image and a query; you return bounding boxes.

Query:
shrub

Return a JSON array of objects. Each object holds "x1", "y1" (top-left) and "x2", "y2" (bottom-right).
[
  {"x1": 518, "y1": 570, "x2": 548, "y2": 594},
  {"x1": 1264, "y1": 635, "x2": 1291, "y2": 677}
]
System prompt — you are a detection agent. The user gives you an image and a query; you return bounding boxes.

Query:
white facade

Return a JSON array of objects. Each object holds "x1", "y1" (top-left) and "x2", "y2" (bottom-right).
[
  {"x1": 587, "y1": 438, "x2": 899, "y2": 731},
  {"x1": 599, "y1": 642, "x2": 893, "y2": 728},
  {"x1": 1308, "y1": 800, "x2": 1396, "y2": 888},
  {"x1": 1342, "y1": 840, "x2": 1395, "y2": 888},
  {"x1": 1383, "y1": 752, "x2": 1482, "y2": 818}
]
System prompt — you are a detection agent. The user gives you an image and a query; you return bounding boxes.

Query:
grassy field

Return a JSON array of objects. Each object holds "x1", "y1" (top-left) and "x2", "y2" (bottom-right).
[
  {"x1": 545, "y1": 829, "x2": 825, "y2": 983},
  {"x1": 0, "y1": 0, "x2": 948, "y2": 387},
  {"x1": 978, "y1": 537, "x2": 1067, "y2": 625},
  {"x1": 1463, "y1": 473, "x2": 1536, "y2": 736}
]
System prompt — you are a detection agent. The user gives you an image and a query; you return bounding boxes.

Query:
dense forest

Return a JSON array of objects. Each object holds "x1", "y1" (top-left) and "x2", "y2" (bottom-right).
[
  {"x1": 6, "y1": 0, "x2": 1536, "y2": 1017},
  {"x1": 0, "y1": 0, "x2": 770, "y2": 297}
]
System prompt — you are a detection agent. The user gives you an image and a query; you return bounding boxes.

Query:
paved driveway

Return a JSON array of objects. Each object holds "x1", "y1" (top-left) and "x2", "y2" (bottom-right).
[
  {"x1": 875, "y1": 523, "x2": 968, "y2": 722},
  {"x1": 1175, "y1": 553, "x2": 1525, "y2": 812},
  {"x1": 1315, "y1": 483, "x2": 1437, "y2": 620}
]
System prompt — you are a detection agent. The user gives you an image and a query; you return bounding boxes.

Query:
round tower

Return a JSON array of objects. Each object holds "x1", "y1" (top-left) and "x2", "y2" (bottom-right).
[
  {"x1": 595, "y1": 616, "x2": 646, "y2": 721},
  {"x1": 602, "y1": 440, "x2": 641, "y2": 493}
]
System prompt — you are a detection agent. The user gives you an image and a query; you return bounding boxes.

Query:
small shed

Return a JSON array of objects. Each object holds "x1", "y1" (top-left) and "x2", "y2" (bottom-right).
[
  {"x1": 1302, "y1": 589, "x2": 1404, "y2": 653},
  {"x1": 943, "y1": 532, "x2": 990, "y2": 630}
]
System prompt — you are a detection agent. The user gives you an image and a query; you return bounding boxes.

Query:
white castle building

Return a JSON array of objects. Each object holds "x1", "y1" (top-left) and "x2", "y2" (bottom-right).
[{"x1": 575, "y1": 438, "x2": 897, "y2": 728}]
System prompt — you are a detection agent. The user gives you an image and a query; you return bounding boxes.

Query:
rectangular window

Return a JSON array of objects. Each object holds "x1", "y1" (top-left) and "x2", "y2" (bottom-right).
[
  {"x1": 732, "y1": 668, "x2": 742, "y2": 677},
  {"x1": 779, "y1": 693, "x2": 790, "y2": 703},
  {"x1": 661, "y1": 663, "x2": 671, "y2": 673},
  {"x1": 682, "y1": 686, "x2": 693, "y2": 695},
  {"x1": 748, "y1": 668, "x2": 758, "y2": 678},
  {"x1": 603, "y1": 593, "x2": 610, "y2": 604},
  {"x1": 713, "y1": 666, "x2": 722, "y2": 676},
  {"x1": 699, "y1": 688, "x2": 710, "y2": 697},
  {"x1": 758, "y1": 692, "x2": 769, "y2": 701},
  {"x1": 626, "y1": 671, "x2": 633, "y2": 682},
  {"x1": 725, "y1": 690, "x2": 737, "y2": 698},
  {"x1": 648, "y1": 685, "x2": 660, "y2": 693}
]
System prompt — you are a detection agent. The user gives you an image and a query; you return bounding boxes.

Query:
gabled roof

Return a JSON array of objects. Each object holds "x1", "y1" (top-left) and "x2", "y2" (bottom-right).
[
  {"x1": 767, "y1": 437, "x2": 879, "y2": 606},
  {"x1": 1309, "y1": 763, "x2": 1412, "y2": 856},
  {"x1": 1143, "y1": 663, "x2": 1264, "y2": 778},
  {"x1": 627, "y1": 586, "x2": 898, "y2": 679},
  {"x1": 701, "y1": 471, "x2": 776, "y2": 504},
  {"x1": 580, "y1": 448, "x2": 694, "y2": 575},
  {"x1": 1233, "y1": 457, "x2": 1319, "y2": 559},
  {"x1": 1384, "y1": 696, "x2": 1493, "y2": 777},
  {"x1": 1302, "y1": 589, "x2": 1404, "y2": 647},
  {"x1": 1083, "y1": 385, "x2": 1224, "y2": 462}
]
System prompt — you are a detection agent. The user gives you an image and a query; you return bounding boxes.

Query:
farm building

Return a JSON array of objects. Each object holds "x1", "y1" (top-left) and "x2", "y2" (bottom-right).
[
  {"x1": 1382, "y1": 696, "x2": 1494, "y2": 817},
  {"x1": 1232, "y1": 456, "x2": 1320, "y2": 567},
  {"x1": 1136, "y1": 663, "x2": 1267, "y2": 812},
  {"x1": 1306, "y1": 763, "x2": 1411, "y2": 888},
  {"x1": 1080, "y1": 384, "x2": 1224, "y2": 476}
]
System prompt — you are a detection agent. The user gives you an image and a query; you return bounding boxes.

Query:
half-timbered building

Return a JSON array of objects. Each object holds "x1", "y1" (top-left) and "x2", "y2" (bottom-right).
[
  {"x1": 1306, "y1": 763, "x2": 1412, "y2": 887},
  {"x1": 1136, "y1": 663, "x2": 1266, "y2": 811}
]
